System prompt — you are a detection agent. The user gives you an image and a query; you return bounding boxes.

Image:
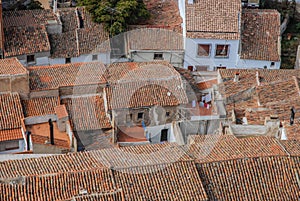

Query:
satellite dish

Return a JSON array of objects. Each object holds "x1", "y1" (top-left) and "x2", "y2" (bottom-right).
[{"x1": 167, "y1": 92, "x2": 171, "y2": 96}]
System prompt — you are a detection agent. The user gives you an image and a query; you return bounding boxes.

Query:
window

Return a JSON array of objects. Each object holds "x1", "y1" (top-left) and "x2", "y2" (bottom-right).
[
  {"x1": 196, "y1": 66, "x2": 209, "y2": 71},
  {"x1": 27, "y1": 55, "x2": 35, "y2": 63},
  {"x1": 137, "y1": 112, "x2": 144, "y2": 119},
  {"x1": 65, "y1": 57, "x2": 71, "y2": 64},
  {"x1": 215, "y1": 45, "x2": 229, "y2": 57},
  {"x1": 198, "y1": 44, "x2": 211, "y2": 57},
  {"x1": 92, "y1": 55, "x2": 98, "y2": 61},
  {"x1": 154, "y1": 53, "x2": 163, "y2": 60},
  {"x1": 270, "y1": 62, "x2": 275, "y2": 68},
  {"x1": 160, "y1": 129, "x2": 168, "y2": 142},
  {"x1": 166, "y1": 111, "x2": 170, "y2": 117}
]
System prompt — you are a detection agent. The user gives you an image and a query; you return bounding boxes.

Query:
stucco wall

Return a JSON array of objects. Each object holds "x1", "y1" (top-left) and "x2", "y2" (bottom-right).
[
  {"x1": 184, "y1": 38, "x2": 240, "y2": 70},
  {"x1": 237, "y1": 59, "x2": 280, "y2": 69},
  {"x1": 130, "y1": 50, "x2": 184, "y2": 68}
]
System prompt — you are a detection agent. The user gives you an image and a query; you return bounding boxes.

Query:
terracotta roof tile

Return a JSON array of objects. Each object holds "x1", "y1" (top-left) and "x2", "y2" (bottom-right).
[
  {"x1": 280, "y1": 139, "x2": 300, "y2": 155},
  {"x1": 114, "y1": 161, "x2": 208, "y2": 201},
  {"x1": 3, "y1": 9, "x2": 59, "y2": 28},
  {"x1": 100, "y1": 143, "x2": 192, "y2": 168},
  {"x1": 58, "y1": 8, "x2": 79, "y2": 32},
  {"x1": 197, "y1": 156, "x2": 300, "y2": 200},
  {"x1": 77, "y1": 25, "x2": 110, "y2": 54},
  {"x1": 61, "y1": 95, "x2": 111, "y2": 131},
  {"x1": 126, "y1": 28, "x2": 183, "y2": 50},
  {"x1": 0, "y1": 128, "x2": 23, "y2": 142},
  {"x1": 0, "y1": 58, "x2": 27, "y2": 75},
  {"x1": 22, "y1": 97, "x2": 59, "y2": 117},
  {"x1": 187, "y1": 135, "x2": 287, "y2": 163},
  {"x1": 241, "y1": 9, "x2": 280, "y2": 61},
  {"x1": 68, "y1": 189, "x2": 124, "y2": 201},
  {"x1": 55, "y1": 104, "x2": 68, "y2": 119},
  {"x1": 4, "y1": 25, "x2": 50, "y2": 57},
  {"x1": 186, "y1": 0, "x2": 241, "y2": 40},
  {"x1": 105, "y1": 61, "x2": 188, "y2": 109},
  {"x1": 0, "y1": 169, "x2": 116, "y2": 201},
  {"x1": 219, "y1": 69, "x2": 300, "y2": 123},
  {"x1": 49, "y1": 31, "x2": 79, "y2": 58},
  {"x1": 0, "y1": 93, "x2": 23, "y2": 130},
  {"x1": 133, "y1": 0, "x2": 182, "y2": 32},
  {"x1": 29, "y1": 62, "x2": 107, "y2": 91}
]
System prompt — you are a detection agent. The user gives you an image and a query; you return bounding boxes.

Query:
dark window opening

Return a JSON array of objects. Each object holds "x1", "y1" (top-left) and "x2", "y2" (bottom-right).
[
  {"x1": 137, "y1": 112, "x2": 144, "y2": 119},
  {"x1": 198, "y1": 44, "x2": 210, "y2": 56},
  {"x1": 215, "y1": 45, "x2": 229, "y2": 57},
  {"x1": 65, "y1": 58, "x2": 71, "y2": 64},
  {"x1": 160, "y1": 129, "x2": 168, "y2": 142},
  {"x1": 154, "y1": 53, "x2": 163, "y2": 60},
  {"x1": 270, "y1": 62, "x2": 275, "y2": 67},
  {"x1": 92, "y1": 55, "x2": 98, "y2": 61},
  {"x1": 166, "y1": 111, "x2": 170, "y2": 117},
  {"x1": 27, "y1": 55, "x2": 35, "y2": 63}
]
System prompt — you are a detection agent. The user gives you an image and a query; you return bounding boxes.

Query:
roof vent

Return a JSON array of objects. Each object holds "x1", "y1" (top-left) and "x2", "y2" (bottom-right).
[
  {"x1": 234, "y1": 72, "x2": 239, "y2": 82},
  {"x1": 79, "y1": 187, "x2": 88, "y2": 195}
]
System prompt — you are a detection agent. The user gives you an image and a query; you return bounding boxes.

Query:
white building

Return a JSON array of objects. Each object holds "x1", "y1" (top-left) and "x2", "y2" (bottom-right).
[{"x1": 179, "y1": 0, "x2": 281, "y2": 70}]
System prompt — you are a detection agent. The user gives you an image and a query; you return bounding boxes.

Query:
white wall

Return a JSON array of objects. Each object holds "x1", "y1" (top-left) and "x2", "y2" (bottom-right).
[
  {"x1": 146, "y1": 123, "x2": 176, "y2": 143},
  {"x1": 0, "y1": 139, "x2": 25, "y2": 154},
  {"x1": 36, "y1": 56, "x2": 50, "y2": 66},
  {"x1": 237, "y1": 59, "x2": 280, "y2": 69},
  {"x1": 49, "y1": 52, "x2": 111, "y2": 65},
  {"x1": 184, "y1": 38, "x2": 240, "y2": 70},
  {"x1": 130, "y1": 50, "x2": 184, "y2": 68}
]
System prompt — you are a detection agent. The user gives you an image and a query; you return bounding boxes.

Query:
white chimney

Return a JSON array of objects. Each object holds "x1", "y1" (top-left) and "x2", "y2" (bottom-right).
[
  {"x1": 256, "y1": 71, "x2": 260, "y2": 86},
  {"x1": 188, "y1": 0, "x2": 194, "y2": 4},
  {"x1": 53, "y1": 0, "x2": 57, "y2": 13},
  {"x1": 234, "y1": 72, "x2": 239, "y2": 82}
]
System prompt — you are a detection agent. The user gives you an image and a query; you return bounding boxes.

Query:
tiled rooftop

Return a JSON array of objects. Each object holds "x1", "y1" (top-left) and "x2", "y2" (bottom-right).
[
  {"x1": 105, "y1": 61, "x2": 188, "y2": 109},
  {"x1": 22, "y1": 97, "x2": 59, "y2": 117},
  {"x1": 4, "y1": 25, "x2": 50, "y2": 57},
  {"x1": 0, "y1": 58, "x2": 27, "y2": 75},
  {"x1": 187, "y1": 135, "x2": 287, "y2": 163},
  {"x1": 0, "y1": 141, "x2": 299, "y2": 200},
  {"x1": 126, "y1": 28, "x2": 183, "y2": 51},
  {"x1": 61, "y1": 95, "x2": 111, "y2": 131},
  {"x1": 114, "y1": 161, "x2": 207, "y2": 201},
  {"x1": 27, "y1": 122, "x2": 71, "y2": 148},
  {"x1": 133, "y1": 0, "x2": 182, "y2": 32},
  {"x1": 29, "y1": 62, "x2": 107, "y2": 91},
  {"x1": 0, "y1": 169, "x2": 116, "y2": 201},
  {"x1": 198, "y1": 156, "x2": 300, "y2": 200},
  {"x1": 186, "y1": 0, "x2": 241, "y2": 40},
  {"x1": 3, "y1": 9, "x2": 59, "y2": 28},
  {"x1": 0, "y1": 93, "x2": 23, "y2": 130},
  {"x1": 0, "y1": 128, "x2": 23, "y2": 142},
  {"x1": 218, "y1": 69, "x2": 300, "y2": 123},
  {"x1": 66, "y1": 189, "x2": 124, "y2": 201},
  {"x1": 241, "y1": 9, "x2": 280, "y2": 61},
  {"x1": 48, "y1": 31, "x2": 78, "y2": 58}
]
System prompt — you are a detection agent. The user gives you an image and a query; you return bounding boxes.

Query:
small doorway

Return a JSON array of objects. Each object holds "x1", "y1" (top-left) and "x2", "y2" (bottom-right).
[{"x1": 160, "y1": 129, "x2": 168, "y2": 142}]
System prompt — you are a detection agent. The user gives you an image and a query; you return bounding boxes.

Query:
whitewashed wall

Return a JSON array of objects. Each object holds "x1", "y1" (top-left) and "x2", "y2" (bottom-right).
[{"x1": 184, "y1": 38, "x2": 240, "y2": 70}]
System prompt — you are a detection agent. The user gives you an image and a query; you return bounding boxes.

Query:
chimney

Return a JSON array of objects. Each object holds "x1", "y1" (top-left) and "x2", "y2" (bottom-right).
[
  {"x1": 188, "y1": 0, "x2": 193, "y2": 4},
  {"x1": 53, "y1": 0, "x2": 57, "y2": 13},
  {"x1": 256, "y1": 71, "x2": 260, "y2": 86},
  {"x1": 48, "y1": 119, "x2": 54, "y2": 145},
  {"x1": 26, "y1": 131, "x2": 31, "y2": 151},
  {"x1": 290, "y1": 107, "x2": 296, "y2": 125},
  {"x1": 234, "y1": 72, "x2": 240, "y2": 82}
]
